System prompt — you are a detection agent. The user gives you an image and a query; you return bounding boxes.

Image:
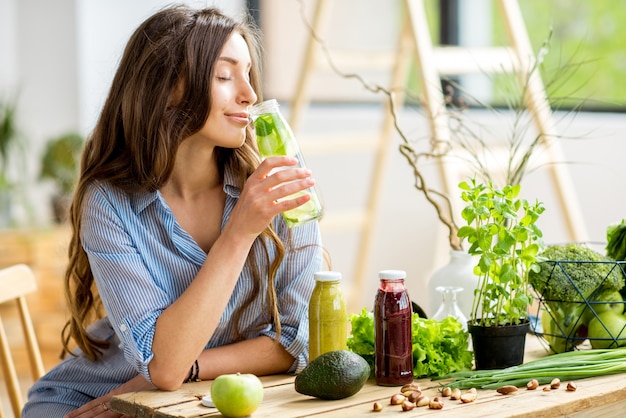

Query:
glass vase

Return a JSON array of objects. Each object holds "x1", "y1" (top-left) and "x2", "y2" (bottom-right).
[{"x1": 427, "y1": 250, "x2": 477, "y2": 319}]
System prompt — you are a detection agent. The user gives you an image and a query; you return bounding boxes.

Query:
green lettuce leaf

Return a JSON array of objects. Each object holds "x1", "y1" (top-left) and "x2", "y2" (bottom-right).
[{"x1": 346, "y1": 307, "x2": 473, "y2": 379}]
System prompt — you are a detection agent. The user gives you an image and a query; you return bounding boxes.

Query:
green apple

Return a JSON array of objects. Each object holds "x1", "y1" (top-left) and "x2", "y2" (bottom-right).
[
  {"x1": 587, "y1": 310, "x2": 626, "y2": 349},
  {"x1": 580, "y1": 290, "x2": 624, "y2": 325},
  {"x1": 210, "y1": 372, "x2": 264, "y2": 417}
]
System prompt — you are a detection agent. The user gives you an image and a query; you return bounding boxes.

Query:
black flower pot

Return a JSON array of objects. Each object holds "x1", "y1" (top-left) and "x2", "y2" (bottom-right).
[{"x1": 468, "y1": 320, "x2": 530, "y2": 370}]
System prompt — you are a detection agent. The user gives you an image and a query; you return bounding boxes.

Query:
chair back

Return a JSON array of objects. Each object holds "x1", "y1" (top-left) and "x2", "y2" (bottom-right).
[{"x1": 0, "y1": 264, "x2": 45, "y2": 417}]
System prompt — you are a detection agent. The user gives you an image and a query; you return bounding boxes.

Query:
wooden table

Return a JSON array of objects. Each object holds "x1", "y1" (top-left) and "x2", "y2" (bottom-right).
[{"x1": 110, "y1": 337, "x2": 626, "y2": 417}]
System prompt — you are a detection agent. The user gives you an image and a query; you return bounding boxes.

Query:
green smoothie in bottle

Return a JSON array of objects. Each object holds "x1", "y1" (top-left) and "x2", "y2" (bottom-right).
[
  {"x1": 251, "y1": 99, "x2": 323, "y2": 227},
  {"x1": 308, "y1": 271, "x2": 348, "y2": 361}
]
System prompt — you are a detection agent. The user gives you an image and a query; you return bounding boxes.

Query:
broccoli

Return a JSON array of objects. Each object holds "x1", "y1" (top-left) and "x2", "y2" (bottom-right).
[{"x1": 529, "y1": 243, "x2": 625, "y2": 353}]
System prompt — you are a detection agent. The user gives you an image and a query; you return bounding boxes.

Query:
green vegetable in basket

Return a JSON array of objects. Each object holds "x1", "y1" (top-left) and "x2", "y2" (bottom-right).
[
  {"x1": 606, "y1": 219, "x2": 626, "y2": 261},
  {"x1": 529, "y1": 243, "x2": 625, "y2": 353}
]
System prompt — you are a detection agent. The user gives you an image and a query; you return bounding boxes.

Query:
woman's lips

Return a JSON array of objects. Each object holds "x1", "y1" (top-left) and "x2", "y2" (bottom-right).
[{"x1": 226, "y1": 112, "x2": 250, "y2": 125}]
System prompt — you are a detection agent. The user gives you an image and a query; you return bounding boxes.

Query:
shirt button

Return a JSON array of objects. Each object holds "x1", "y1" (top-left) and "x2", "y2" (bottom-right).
[{"x1": 119, "y1": 324, "x2": 128, "y2": 332}]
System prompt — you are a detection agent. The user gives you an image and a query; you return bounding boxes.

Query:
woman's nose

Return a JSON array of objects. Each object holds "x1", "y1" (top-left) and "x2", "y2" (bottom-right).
[{"x1": 239, "y1": 80, "x2": 257, "y2": 105}]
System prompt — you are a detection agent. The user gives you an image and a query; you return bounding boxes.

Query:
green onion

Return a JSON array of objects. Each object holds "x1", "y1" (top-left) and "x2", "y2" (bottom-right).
[{"x1": 437, "y1": 347, "x2": 626, "y2": 389}]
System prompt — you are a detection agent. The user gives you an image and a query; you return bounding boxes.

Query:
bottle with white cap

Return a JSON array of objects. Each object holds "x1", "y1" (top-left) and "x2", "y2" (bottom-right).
[
  {"x1": 308, "y1": 271, "x2": 348, "y2": 361},
  {"x1": 374, "y1": 269, "x2": 414, "y2": 386}
]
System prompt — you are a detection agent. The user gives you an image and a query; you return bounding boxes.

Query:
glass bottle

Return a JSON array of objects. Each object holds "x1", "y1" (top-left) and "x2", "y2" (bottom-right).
[
  {"x1": 308, "y1": 271, "x2": 348, "y2": 361},
  {"x1": 431, "y1": 286, "x2": 468, "y2": 331},
  {"x1": 250, "y1": 99, "x2": 323, "y2": 228},
  {"x1": 374, "y1": 270, "x2": 414, "y2": 386}
]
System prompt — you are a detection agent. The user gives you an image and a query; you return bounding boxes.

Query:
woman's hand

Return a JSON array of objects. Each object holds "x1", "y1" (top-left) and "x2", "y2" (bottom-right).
[
  {"x1": 64, "y1": 375, "x2": 153, "y2": 418},
  {"x1": 228, "y1": 156, "x2": 315, "y2": 236}
]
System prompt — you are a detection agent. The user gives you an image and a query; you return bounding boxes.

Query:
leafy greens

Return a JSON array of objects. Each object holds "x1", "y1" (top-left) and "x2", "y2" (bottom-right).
[{"x1": 346, "y1": 308, "x2": 473, "y2": 378}]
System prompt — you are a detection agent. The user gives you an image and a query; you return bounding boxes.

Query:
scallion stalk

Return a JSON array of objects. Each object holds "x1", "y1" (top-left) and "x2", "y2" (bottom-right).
[{"x1": 438, "y1": 347, "x2": 626, "y2": 389}]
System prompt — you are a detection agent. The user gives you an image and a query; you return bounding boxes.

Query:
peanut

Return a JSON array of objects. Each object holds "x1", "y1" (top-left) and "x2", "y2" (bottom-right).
[
  {"x1": 460, "y1": 388, "x2": 477, "y2": 403},
  {"x1": 407, "y1": 391, "x2": 421, "y2": 403},
  {"x1": 416, "y1": 395, "x2": 431, "y2": 407},
  {"x1": 526, "y1": 379, "x2": 539, "y2": 390},
  {"x1": 400, "y1": 383, "x2": 421, "y2": 393},
  {"x1": 429, "y1": 397, "x2": 444, "y2": 409},
  {"x1": 390, "y1": 394, "x2": 406, "y2": 405},
  {"x1": 372, "y1": 401, "x2": 383, "y2": 412},
  {"x1": 566, "y1": 381, "x2": 577, "y2": 392},
  {"x1": 496, "y1": 385, "x2": 519, "y2": 395},
  {"x1": 550, "y1": 378, "x2": 561, "y2": 389},
  {"x1": 402, "y1": 400, "x2": 416, "y2": 411},
  {"x1": 450, "y1": 387, "x2": 462, "y2": 400}
]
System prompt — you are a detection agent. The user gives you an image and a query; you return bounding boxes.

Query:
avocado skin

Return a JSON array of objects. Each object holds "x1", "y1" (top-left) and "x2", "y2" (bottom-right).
[{"x1": 295, "y1": 350, "x2": 371, "y2": 400}]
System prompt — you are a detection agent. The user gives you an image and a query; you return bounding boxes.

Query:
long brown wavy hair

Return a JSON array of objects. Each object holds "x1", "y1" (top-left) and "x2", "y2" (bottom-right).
[{"x1": 61, "y1": 6, "x2": 287, "y2": 361}]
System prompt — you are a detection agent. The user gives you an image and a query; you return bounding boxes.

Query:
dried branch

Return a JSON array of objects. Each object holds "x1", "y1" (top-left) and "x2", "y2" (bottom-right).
[
  {"x1": 294, "y1": 2, "x2": 589, "y2": 251},
  {"x1": 295, "y1": 0, "x2": 462, "y2": 250}
]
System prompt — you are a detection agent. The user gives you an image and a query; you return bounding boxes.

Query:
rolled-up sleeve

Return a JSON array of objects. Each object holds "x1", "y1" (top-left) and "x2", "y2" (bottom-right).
[
  {"x1": 80, "y1": 179, "x2": 324, "y2": 380},
  {"x1": 80, "y1": 184, "x2": 181, "y2": 382}
]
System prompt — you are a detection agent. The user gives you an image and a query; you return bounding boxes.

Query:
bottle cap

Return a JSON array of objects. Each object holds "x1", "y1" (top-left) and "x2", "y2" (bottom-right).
[
  {"x1": 378, "y1": 270, "x2": 406, "y2": 280},
  {"x1": 314, "y1": 271, "x2": 342, "y2": 282}
]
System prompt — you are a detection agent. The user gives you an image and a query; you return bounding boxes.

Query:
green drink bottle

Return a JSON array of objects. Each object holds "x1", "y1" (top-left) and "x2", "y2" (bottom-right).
[{"x1": 250, "y1": 99, "x2": 323, "y2": 228}]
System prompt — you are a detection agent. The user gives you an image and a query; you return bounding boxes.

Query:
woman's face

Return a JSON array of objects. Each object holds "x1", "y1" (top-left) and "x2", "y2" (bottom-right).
[{"x1": 194, "y1": 32, "x2": 257, "y2": 149}]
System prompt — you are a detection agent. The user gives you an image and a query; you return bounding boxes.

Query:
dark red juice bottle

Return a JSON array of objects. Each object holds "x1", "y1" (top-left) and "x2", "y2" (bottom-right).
[{"x1": 374, "y1": 270, "x2": 414, "y2": 386}]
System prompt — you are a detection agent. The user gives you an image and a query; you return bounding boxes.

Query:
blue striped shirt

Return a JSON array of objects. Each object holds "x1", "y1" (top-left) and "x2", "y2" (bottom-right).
[{"x1": 23, "y1": 165, "x2": 322, "y2": 416}]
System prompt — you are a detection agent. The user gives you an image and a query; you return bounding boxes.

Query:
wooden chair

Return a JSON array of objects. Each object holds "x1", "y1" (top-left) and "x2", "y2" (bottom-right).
[{"x1": 0, "y1": 264, "x2": 45, "y2": 418}]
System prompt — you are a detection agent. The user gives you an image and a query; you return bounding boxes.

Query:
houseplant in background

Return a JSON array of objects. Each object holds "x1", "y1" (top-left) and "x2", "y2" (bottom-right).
[
  {"x1": 39, "y1": 132, "x2": 84, "y2": 223},
  {"x1": 0, "y1": 96, "x2": 26, "y2": 227},
  {"x1": 457, "y1": 178, "x2": 545, "y2": 369}
]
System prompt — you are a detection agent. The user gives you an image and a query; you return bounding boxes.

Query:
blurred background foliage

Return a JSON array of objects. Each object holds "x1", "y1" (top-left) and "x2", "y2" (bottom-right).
[
  {"x1": 415, "y1": 0, "x2": 625, "y2": 110},
  {"x1": 499, "y1": 0, "x2": 625, "y2": 110}
]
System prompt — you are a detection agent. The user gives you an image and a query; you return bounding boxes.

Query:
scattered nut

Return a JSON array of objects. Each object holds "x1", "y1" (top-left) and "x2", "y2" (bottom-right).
[
  {"x1": 390, "y1": 394, "x2": 406, "y2": 405},
  {"x1": 401, "y1": 383, "x2": 421, "y2": 393},
  {"x1": 450, "y1": 387, "x2": 462, "y2": 400},
  {"x1": 460, "y1": 388, "x2": 477, "y2": 403},
  {"x1": 372, "y1": 401, "x2": 383, "y2": 412},
  {"x1": 416, "y1": 395, "x2": 431, "y2": 407},
  {"x1": 429, "y1": 397, "x2": 444, "y2": 409},
  {"x1": 496, "y1": 385, "x2": 519, "y2": 395},
  {"x1": 402, "y1": 400, "x2": 416, "y2": 411},
  {"x1": 550, "y1": 378, "x2": 561, "y2": 389},
  {"x1": 526, "y1": 379, "x2": 539, "y2": 390},
  {"x1": 542, "y1": 386, "x2": 551, "y2": 392},
  {"x1": 566, "y1": 381, "x2": 577, "y2": 392},
  {"x1": 407, "y1": 391, "x2": 421, "y2": 403},
  {"x1": 441, "y1": 386, "x2": 452, "y2": 397}
]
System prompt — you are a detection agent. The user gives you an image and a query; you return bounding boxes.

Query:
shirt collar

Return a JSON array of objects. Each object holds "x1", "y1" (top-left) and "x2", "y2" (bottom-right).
[{"x1": 129, "y1": 162, "x2": 242, "y2": 214}]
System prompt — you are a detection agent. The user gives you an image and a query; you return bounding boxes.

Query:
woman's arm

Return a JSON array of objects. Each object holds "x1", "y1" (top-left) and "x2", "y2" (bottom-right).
[
  {"x1": 83, "y1": 157, "x2": 317, "y2": 390},
  {"x1": 148, "y1": 157, "x2": 317, "y2": 389},
  {"x1": 198, "y1": 336, "x2": 294, "y2": 379},
  {"x1": 64, "y1": 337, "x2": 291, "y2": 418}
]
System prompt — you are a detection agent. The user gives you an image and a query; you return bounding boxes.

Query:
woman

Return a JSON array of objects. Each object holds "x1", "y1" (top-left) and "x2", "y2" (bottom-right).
[{"x1": 23, "y1": 5, "x2": 323, "y2": 417}]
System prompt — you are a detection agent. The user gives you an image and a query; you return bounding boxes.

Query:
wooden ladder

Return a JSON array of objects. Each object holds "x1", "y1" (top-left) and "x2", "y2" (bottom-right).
[{"x1": 290, "y1": 0, "x2": 588, "y2": 309}]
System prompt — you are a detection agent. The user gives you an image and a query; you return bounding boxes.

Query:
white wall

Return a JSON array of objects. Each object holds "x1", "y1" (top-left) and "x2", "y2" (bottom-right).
[
  {"x1": 0, "y1": 0, "x2": 245, "y2": 224},
  {"x1": 1, "y1": 0, "x2": 625, "y2": 318},
  {"x1": 75, "y1": 0, "x2": 247, "y2": 133}
]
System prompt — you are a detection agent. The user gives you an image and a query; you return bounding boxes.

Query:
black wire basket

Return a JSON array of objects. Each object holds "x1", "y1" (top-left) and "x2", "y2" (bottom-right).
[{"x1": 530, "y1": 256, "x2": 626, "y2": 353}]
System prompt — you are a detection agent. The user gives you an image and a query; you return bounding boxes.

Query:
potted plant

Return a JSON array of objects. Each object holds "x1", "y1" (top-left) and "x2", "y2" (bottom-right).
[
  {"x1": 39, "y1": 132, "x2": 84, "y2": 223},
  {"x1": 457, "y1": 178, "x2": 545, "y2": 369},
  {"x1": 0, "y1": 96, "x2": 26, "y2": 227}
]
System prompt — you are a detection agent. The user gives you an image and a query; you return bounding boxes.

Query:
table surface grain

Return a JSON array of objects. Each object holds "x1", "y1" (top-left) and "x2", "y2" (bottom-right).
[{"x1": 110, "y1": 336, "x2": 626, "y2": 417}]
